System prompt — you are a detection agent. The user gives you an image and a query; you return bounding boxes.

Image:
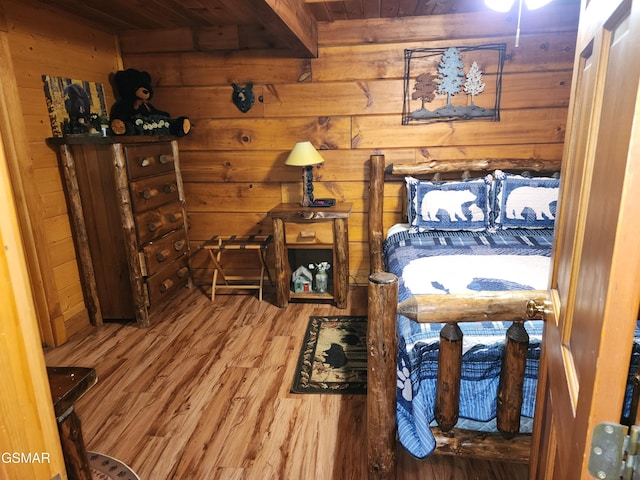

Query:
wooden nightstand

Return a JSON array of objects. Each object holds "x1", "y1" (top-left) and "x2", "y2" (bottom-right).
[{"x1": 268, "y1": 202, "x2": 351, "y2": 308}]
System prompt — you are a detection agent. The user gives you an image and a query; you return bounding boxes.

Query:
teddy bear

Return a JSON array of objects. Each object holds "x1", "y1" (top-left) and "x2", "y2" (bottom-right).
[{"x1": 109, "y1": 68, "x2": 191, "y2": 137}]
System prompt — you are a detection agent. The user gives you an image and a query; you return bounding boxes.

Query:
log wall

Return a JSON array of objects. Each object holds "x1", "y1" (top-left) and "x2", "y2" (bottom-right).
[
  {"x1": 3, "y1": 2, "x2": 120, "y2": 342},
  {"x1": 2, "y1": 2, "x2": 578, "y2": 345},
  {"x1": 120, "y1": 5, "x2": 578, "y2": 287}
]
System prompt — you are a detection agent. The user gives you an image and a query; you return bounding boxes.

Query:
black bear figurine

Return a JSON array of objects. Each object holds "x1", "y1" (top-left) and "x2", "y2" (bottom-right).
[{"x1": 109, "y1": 68, "x2": 190, "y2": 137}]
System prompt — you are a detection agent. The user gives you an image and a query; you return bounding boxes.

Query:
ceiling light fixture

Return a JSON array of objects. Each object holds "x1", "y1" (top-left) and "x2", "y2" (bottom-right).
[{"x1": 485, "y1": 0, "x2": 552, "y2": 47}]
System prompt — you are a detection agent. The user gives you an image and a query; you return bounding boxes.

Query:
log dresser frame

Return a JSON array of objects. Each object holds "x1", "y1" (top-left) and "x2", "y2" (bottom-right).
[
  {"x1": 50, "y1": 135, "x2": 192, "y2": 328},
  {"x1": 365, "y1": 154, "x2": 562, "y2": 479}
]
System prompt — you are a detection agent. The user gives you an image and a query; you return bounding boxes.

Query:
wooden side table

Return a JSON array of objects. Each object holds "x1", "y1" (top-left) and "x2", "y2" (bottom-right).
[
  {"x1": 47, "y1": 366, "x2": 97, "y2": 480},
  {"x1": 268, "y1": 202, "x2": 351, "y2": 308}
]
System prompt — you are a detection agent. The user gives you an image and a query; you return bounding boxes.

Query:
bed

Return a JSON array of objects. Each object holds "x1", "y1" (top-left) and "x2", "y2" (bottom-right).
[
  {"x1": 366, "y1": 153, "x2": 640, "y2": 478},
  {"x1": 366, "y1": 153, "x2": 563, "y2": 477}
]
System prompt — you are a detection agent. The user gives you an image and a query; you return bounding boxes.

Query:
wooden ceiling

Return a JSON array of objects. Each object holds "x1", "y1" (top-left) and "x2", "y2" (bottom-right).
[{"x1": 26, "y1": 0, "x2": 576, "y2": 57}]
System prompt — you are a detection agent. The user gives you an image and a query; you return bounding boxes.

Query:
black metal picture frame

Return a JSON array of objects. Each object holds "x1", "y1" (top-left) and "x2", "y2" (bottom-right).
[{"x1": 403, "y1": 43, "x2": 506, "y2": 125}]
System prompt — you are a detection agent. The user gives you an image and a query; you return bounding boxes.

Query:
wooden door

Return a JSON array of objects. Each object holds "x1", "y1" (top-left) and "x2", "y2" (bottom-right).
[
  {"x1": 530, "y1": 0, "x2": 640, "y2": 478},
  {"x1": 0, "y1": 109, "x2": 66, "y2": 480}
]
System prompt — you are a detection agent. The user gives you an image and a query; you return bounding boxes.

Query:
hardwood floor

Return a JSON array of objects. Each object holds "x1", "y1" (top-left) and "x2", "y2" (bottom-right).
[{"x1": 44, "y1": 285, "x2": 529, "y2": 479}]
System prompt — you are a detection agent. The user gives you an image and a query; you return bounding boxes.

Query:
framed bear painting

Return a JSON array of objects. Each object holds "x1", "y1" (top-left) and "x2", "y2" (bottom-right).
[{"x1": 42, "y1": 74, "x2": 108, "y2": 137}]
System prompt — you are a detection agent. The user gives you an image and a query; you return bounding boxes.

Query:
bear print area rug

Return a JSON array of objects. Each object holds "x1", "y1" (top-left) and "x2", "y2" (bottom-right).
[
  {"x1": 291, "y1": 316, "x2": 367, "y2": 394},
  {"x1": 88, "y1": 451, "x2": 141, "y2": 480}
]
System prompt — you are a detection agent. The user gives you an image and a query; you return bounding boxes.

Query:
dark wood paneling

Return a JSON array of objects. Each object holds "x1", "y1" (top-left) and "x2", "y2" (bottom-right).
[
  {"x1": 6, "y1": 1, "x2": 121, "y2": 342},
  {"x1": 121, "y1": 8, "x2": 576, "y2": 287},
  {"x1": 184, "y1": 117, "x2": 352, "y2": 151},
  {"x1": 123, "y1": 52, "x2": 312, "y2": 86},
  {"x1": 352, "y1": 109, "x2": 568, "y2": 149},
  {"x1": 312, "y1": 32, "x2": 577, "y2": 82},
  {"x1": 318, "y1": 4, "x2": 580, "y2": 46}
]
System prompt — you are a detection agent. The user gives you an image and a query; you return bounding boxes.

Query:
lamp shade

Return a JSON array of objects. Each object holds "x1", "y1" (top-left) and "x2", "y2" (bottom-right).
[{"x1": 284, "y1": 141, "x2": 325, "y2": 167}]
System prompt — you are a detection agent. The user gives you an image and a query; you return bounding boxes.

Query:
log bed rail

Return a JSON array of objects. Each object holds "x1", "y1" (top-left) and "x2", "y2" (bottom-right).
[{"x1": 366, "y1": 154, "x2": 560, "y2": 479}]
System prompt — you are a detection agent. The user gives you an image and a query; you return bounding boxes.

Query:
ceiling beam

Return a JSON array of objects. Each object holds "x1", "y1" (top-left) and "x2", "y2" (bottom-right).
[{"x1": 247, "y1": 0, "x2": 318, "y2": 57}]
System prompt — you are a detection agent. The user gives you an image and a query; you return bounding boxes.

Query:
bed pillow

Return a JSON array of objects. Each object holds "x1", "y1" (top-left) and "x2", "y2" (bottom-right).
[
  {"x1": 405, "y1": 176, "x2": 492, "y2": 232},
  {"x1": 491, "y1": 170, "x2": 559, "y2": 229}
]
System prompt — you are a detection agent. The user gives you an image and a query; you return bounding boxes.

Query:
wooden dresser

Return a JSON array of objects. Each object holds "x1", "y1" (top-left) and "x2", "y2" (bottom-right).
[{"x1": 53, "y1": 136, "x2": 191, "y2": 327}]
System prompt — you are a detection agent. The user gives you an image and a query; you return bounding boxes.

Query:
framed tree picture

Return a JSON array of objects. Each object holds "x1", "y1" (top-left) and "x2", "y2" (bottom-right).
[
  {"x1": 42, "y1": 74, "x2": 108, "y2": 137},
  {"x1": 402, "y1": 44, "x2": 506, "y2": 125}
]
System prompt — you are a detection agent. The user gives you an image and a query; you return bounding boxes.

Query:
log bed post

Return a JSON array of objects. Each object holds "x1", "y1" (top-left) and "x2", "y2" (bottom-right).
[
  {"x1": 368, "y1": 154, "x2": 385, "y2": 274},
  {"x1": 367, "y1": 272, "x2": 398, "y2": 480},
  {"x1": 435, "y1": 323, "x2": 462, "y2": 432},
  {"x1": 497, "y1": 321, "x2": 529, "y2": 438}
]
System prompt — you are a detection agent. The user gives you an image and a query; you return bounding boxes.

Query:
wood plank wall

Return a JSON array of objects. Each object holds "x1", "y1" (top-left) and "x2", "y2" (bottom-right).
[
  {"x1": 4, "y1": 2, "x2": 120, "y2": 342},
  {"x1": 2, "y1": 1, "x2": 579, "y2": 347},
  {"x1": 120, "y1": 4, "x2": 578, "y2": 287}
]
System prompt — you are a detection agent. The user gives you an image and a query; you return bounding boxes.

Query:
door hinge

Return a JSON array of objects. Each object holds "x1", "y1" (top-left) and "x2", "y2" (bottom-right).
[{"x1": 589, "y1": 423, "x2": 640, "y2": 479}]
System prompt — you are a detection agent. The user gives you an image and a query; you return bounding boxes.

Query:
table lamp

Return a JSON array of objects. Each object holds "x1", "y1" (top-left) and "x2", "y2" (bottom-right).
[{"x1": 285, "y1": 141, "x2": 335, "y2": 207}]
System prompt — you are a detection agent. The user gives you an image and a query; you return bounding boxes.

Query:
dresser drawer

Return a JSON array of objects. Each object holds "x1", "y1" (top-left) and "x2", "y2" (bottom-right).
[
  {"x1": 135, "y1": 202, "x2": 185, "y2": 245},
  {"x1": 142, "y1": 228, "x2": 188, "y2": 276},
  {"x1": 125, "y1": 143, "x2": 175, "y2": 180},
  {"x1": 284, "y1": 221, "x2": 334, "y2": 245},
  {"x1": 147, "y1": 257, "x2": 190, "y2": 307},
  {"x1": 129, "y1": 173, "x2": 180, "y2": 213}
]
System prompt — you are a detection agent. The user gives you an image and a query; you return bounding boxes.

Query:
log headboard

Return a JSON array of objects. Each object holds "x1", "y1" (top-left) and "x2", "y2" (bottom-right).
[{"x1": 367, "y1": 154, "x2": 563, "y2": 274}]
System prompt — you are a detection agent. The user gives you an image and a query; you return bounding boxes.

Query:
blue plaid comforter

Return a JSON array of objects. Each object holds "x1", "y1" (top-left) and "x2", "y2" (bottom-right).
[{"x1": 384, "y1": 228, "x2": 554, "y2": 458}]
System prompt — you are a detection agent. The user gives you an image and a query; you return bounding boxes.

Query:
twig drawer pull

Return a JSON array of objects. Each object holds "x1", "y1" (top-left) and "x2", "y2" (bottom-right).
[
  {"x1": 159, "y1": 279, "x2": 173, "y2": 292},
  {"x1": 156, "y1": 249, "x2": 170, "y2": 262},
  {"x1": 138, "y1": 156, "x2": 154, "y2": 167},
  {"x1": 177, "y1": 267, "x2": 189, "y2": 279},
  {"x1": 142, "y1": 188, "x2": 158, "y2": 199},
  {"x1": 167, "y1": 212, "x2": 183, "y2": 222}
]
